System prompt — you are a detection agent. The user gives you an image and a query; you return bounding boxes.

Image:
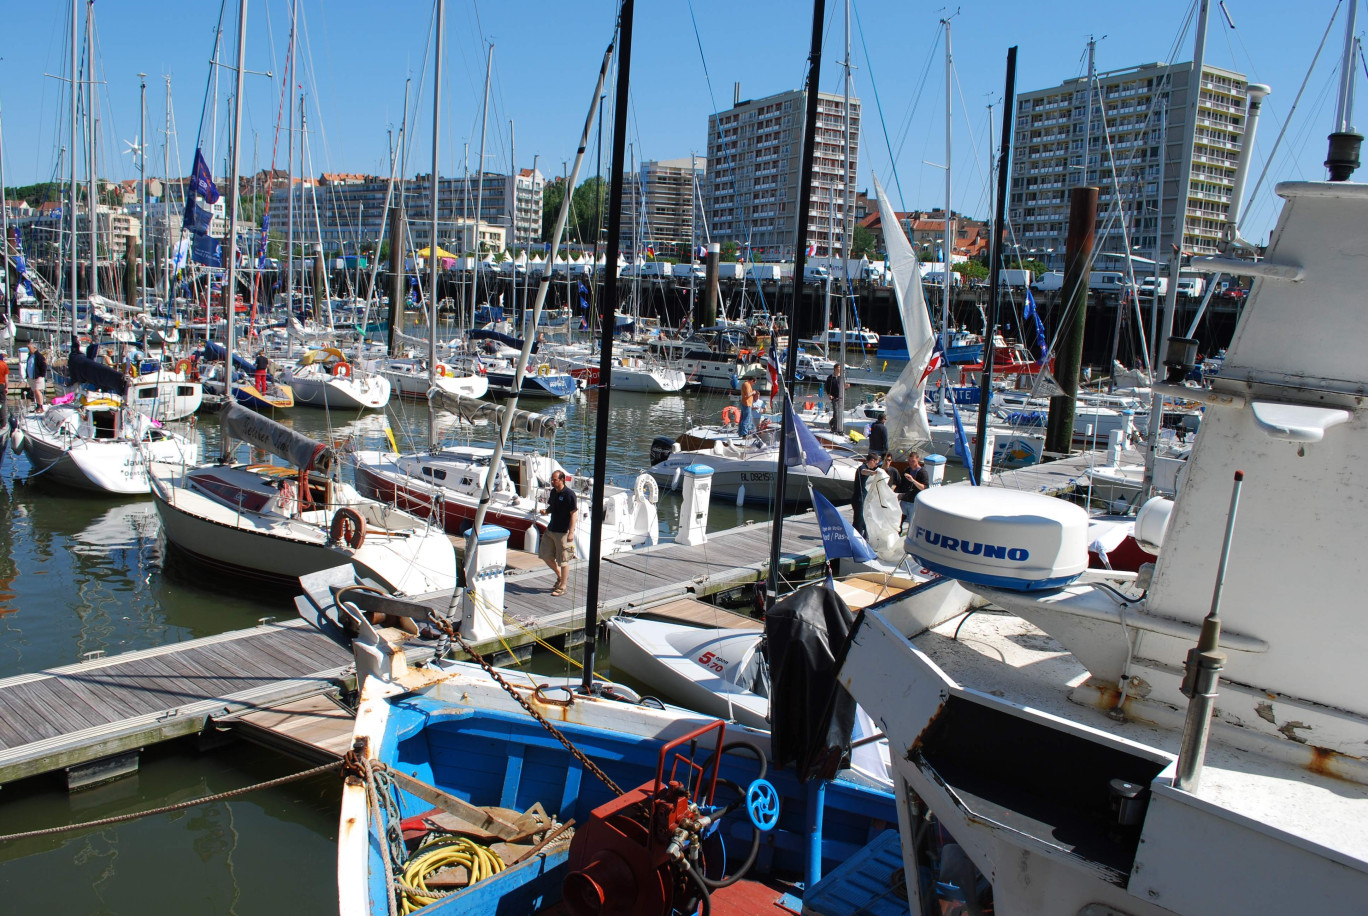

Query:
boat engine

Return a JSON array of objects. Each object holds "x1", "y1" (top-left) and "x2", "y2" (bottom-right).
[
  {"x1": 649, "y1": 435, "x2": 677, "y2": 466},
  {"x1": 561, "y1": 721, "x2": 772, "y2": 916}
]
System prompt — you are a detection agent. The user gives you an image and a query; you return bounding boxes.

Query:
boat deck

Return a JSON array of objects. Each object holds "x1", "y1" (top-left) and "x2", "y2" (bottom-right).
[
  {"x1": 983, "y1": 446, "x2": 1143, "y2": 497},
  {"x1": 0, "y1": 619, "x2": 428, "y2": 787}
]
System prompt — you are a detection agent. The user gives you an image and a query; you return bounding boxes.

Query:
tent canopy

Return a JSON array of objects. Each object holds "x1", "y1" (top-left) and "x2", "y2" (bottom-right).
[{"x1": 415, "y1": 246, "x2": 458, "y2": 259}]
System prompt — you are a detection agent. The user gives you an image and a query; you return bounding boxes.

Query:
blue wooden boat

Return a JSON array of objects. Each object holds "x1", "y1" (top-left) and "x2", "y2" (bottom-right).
[{"x1": 339, "y1": 664, "x2": 897, "y2": 916}]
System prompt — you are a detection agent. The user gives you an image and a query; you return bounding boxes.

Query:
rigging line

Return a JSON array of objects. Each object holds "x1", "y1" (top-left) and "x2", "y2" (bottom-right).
[
  {"x1": 1241, "y1": 0, "x2": 1342, "y2": 232},
  {"x1": 850, "y1": 0, "x2": 907, "y2": 206},
  {"x1": 193, "y1": 0, "x2": 230, "y2": 157},
  {"x1": 890, "y1": 29, "x2": 942, "y2": 170}
]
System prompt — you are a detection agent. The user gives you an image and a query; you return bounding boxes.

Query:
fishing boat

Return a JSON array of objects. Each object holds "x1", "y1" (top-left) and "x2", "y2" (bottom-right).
[
  {"x1": 285, "y1": 347, "x2": 392, "y2": 410},
  {"x1": 151, "y1": 403, "x2": 454, "y2": 595}
]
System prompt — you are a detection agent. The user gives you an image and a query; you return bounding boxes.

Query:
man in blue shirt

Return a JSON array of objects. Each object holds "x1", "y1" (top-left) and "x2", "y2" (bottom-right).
[{"x1": 539, "y1": 470, "x2": 577, "y2": 596}]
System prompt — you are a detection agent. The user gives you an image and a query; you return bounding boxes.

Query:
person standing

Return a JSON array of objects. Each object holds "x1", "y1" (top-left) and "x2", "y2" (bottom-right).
[
  {"x1": 897, "y1": 452, "x2": 932, "y2": 535},
  {"x1": 254, "y1": 351, "x2": 270, "y2": 392},
  {"x1": 852, "y1": 452, "x2": 880, "y2": 538},
  {"x1": 0, "y1": 354, "x2": 10, "y2": 447},
  {"x1": 539, "y1": 470, "x2": 578, "y2": 596},
  {"x1": 867, "y1": 414, "x2": 888, "y2": 456},
  {"x1": 738, "y1": 376, "x2": 757, "y2": 436},
  {"x1": 824, "y1": 362, "x2": 846, "y2": 433},
  {"x1": 28, "y1": 345, "x2": 46, "y2": 411}
]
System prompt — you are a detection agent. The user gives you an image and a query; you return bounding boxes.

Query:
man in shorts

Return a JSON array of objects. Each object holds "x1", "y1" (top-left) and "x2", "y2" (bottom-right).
[{"x1": 539, "y1": 470, "x2": 577, "y2": 596}]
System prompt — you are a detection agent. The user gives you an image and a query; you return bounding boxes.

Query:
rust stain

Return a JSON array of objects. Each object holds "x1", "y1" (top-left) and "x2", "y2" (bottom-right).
[{"x1": 1306, "y1": 745, "x2": 1360, "y2": 783}]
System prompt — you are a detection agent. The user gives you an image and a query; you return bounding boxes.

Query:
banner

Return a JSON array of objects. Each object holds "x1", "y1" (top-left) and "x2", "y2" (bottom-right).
[
  {"x1": 1023, "y1": 287, "x2": 1049, "y2": 365},
  {"x1": 813, "y1": 489, "x2": 876, "y2": 562},
  {"x1": 950, "y1": 396, "x2": 976, "y2": 486},
  {"x1": 191, "y1": 234, "x2": 222, "y2": 268}
]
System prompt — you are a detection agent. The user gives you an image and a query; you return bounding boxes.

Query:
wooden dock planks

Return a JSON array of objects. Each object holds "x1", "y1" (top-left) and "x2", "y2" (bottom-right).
[{"x1": 0, "y1": 620, "x2": 355, "y2": 785}]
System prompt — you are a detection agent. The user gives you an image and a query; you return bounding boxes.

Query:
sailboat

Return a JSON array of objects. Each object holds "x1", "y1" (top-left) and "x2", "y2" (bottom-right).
[
  {"x1": 283, "y1": 346, "x2": 392, "y2": 410},
  {"x1": 152, "y1": 0, "x2": 452, "y2": 598}
]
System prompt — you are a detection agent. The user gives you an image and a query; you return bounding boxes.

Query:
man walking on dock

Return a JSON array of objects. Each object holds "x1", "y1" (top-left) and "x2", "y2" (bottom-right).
[{"x1": 540, "y1": 470, "x2": 577, "y2": 597}]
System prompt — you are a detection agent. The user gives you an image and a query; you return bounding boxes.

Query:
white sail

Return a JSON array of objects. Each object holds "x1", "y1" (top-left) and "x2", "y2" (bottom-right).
[{"x1": 874, "y1": 173, "x2": 934, "y2": 451}]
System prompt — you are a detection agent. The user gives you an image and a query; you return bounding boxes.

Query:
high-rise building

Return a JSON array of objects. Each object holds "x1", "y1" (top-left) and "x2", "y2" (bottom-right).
[
  {"x1": 705, "y1": 88, "x2": 860, "y2": 258},
  {"x1": 1009, "y1": 60, "x2": 1249, "y2": 268},
  {"x1": 622, "y1": 156, "x2": 706, "y2": 252}
]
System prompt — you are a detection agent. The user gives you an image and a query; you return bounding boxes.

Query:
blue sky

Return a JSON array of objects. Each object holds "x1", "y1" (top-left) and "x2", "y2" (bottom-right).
[{"x1": 0, "y1": 0, "x2": 1361, "y2": 245}]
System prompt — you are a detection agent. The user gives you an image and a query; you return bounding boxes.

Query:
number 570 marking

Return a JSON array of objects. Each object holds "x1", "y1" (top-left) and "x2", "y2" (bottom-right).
[{"x1": 697, "y1": 651, "x2": 726, "y2": 673}]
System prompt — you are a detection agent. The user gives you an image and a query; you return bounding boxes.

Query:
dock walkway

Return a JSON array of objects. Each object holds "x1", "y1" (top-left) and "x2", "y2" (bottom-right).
[
  {"x1": 0, "y1": 620, "x2": 372, "y2": 787},
  {"x1": 984, "y1": 447, "x2": 1142, "y2": 498}
]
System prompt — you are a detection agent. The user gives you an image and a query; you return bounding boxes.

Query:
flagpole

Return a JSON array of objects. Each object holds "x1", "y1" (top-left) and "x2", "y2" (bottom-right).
[{"x1": 768, "y1": 0, "x2": 826, "y2": 607}]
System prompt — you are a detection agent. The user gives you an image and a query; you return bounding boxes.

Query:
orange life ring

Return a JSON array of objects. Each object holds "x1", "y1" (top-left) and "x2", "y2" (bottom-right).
[
  {"x1": 329, "y1": 507, "x2": 366, "y2": 548},
  {"x1": 436, "y1": 364, "x2": 449, "y2": 378},
  {"x1": 332, "y1": 362, "x2": 352, "y2": 378},
  {"x1": 721, "y1": 405, "x2": 741, "y2": 426},
  {"x1": 175, "y1": 358, "x2": 193, "y2": 376}
]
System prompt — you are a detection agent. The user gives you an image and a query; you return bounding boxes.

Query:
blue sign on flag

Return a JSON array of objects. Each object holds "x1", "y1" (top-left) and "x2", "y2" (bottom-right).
[{"x1": 782, "y1": 394, "x2": 834, "y2": 474}]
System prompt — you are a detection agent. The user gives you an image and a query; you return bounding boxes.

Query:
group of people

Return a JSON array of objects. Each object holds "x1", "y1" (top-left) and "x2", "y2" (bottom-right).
[{"x1": 851, "y1": 413, "x2": 932, "y2": 540}]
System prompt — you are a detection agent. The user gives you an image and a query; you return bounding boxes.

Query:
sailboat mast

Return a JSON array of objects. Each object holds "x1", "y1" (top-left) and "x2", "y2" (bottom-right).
[
  {"x1": 138, "y1": 74, "x2": 147, "y2": 311},
  {"x1": 580, "y1": 0, "x2": 635, "y2": 693},
  {"x1": 163, "y1": 78, "x2": 172, "y2": 314},
  {"x1": 223, "y1": 0, "x2": 248, "y2": 420},
  {"x1": 468, "y1": 45, "x2": 493, "y2": 329},
  {"x1": 285, "y1": 0, "x2": 297, "y2": 306},
  {"x1": 937, "y1": 17, "x2": 953, "y2": 413},
  {"x1": 839, "y1": 0, "x2": 852, "y2": 373},
  {"x1": 69, "y1": 0, "x2": 79, "y2": 352},
  {"x1": 85, "y1": 0, "x2": 97, "y2": 312},
  {"x1": 1144, "y1": 0, "x2": 1209, "y2": 495},
  {"x1": 509, "y1": 119, "x2": 515, "y2": 325},
  {"x1": 427, "y1": 0, "x2": 444, "y2": 448},
  {"x1": 767, "y1": 0, "x2": 826, "y2": 605}
]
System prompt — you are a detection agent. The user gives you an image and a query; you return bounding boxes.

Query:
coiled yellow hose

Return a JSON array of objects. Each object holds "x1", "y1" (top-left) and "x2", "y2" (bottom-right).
[{"x1": 399, "y1": 835, "x2": 506, "y2": 913}]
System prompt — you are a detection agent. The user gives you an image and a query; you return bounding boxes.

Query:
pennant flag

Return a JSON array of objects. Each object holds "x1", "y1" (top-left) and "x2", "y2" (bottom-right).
[
  {"x1": 765, "y1": 351, "x2": 780, "y2": 397},
  {"x1": 11, "y1": 228, "x2": 33, "y2": 296},
  {"x1": 783, "y1": 394, "x2": 834, "y2": 474},
  {"x1": 188, "y1": 148, "x2": 221, "y2": 204},
  {"x1": 646, "y1": 244, "x2": 655, "y2": 258},
  {"x1": 950, "y1": 396, "x2": 977, "y2": 486},
  {"x1": 805, "y1": 242, "x2": 817, "y2": 257},
  {"x1": 919, "y1": 343, "x2": 946, "y2": 384},
  {"x1": 1023, "y1": 286, "x2": 1049, "y2": 366},
  {"x1": 813, "y1": 489, "x2": 877, "y2": 562},
  {"x1": 1033, "y1": 365, "x2": 1067, "y2": 397}
]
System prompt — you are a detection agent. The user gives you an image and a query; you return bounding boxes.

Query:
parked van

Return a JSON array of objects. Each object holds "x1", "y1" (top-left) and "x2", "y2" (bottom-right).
[
  {"x1": 1176, "y1": 276, "x2": 1206, "y2": 298},
  {"x1": 1088, "y1": 271, "x2": 1129, "y2": 294},
  {"x1": 1138, "y1": 276, "x2": 1169, "y2": 298},
  {"x1": 999, "y1": 269, "x2": 1033, "y2": 288},
  {"x1": 1032, "y1": 271, "x2": 1065, "y2": 292},
  {"x1": 803, "y1": 265, "x2": 830, "y2": 283}
]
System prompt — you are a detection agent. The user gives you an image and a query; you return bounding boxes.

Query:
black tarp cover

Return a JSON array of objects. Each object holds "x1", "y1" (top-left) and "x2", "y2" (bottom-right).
[
  {"x1": 764, "y1": 581, "x2": 858, "y2": 782},
  {"x1": 66, "y1": 347, "x2": 127, "y2": 395}
]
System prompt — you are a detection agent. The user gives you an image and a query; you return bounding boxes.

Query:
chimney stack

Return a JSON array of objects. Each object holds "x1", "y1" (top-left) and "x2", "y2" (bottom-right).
[{"x1": 734, "y1": 82, "x2": 741, "y2": 106}]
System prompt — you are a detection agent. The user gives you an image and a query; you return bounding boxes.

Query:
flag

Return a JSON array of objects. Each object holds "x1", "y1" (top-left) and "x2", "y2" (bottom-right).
[
  {"x1": 805, "y1": 243, "x2": 817, "y2": 257},
  {"x1": 919, "y1": 346, "x2": 945, "y2": 384},
  {"x1": 782, "y1": 394, "x2": 834, "y2": 474},
  {"x1": 191, "y1": 234, "x2": 221, "y2": 267},
  {"x1": 646, "y1": 244, "x2": 655, "y2": 258},
  {"x1": 188, "y1": 148, "x2": 221, "y2": 204},
  {"x1": 11, "y1": 228, "x2": 33, "y2": 296},
  {"x1": 1023, "y1": 286, "x2": 1049, "y2": 366},
  {"x1": 171, "y1": 237, "x2": 191, "y2": 271},
  {"x1": 950, "y1": 396, "x2": 977, "y2": 486},
  {"x1": 812, "y1": 489, "x2": 877, "y2": 562},
  {"x1": 765, "y1": 351, "x2": 780, "y2": 397},
  {"x1": 697, "y1": 244, "x2": 708, "y2": 260}
]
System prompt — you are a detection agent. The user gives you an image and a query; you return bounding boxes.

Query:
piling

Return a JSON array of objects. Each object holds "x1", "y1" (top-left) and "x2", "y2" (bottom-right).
[{"x1": 1045, "y1": 186, "x2": 1098, "y2": 454}]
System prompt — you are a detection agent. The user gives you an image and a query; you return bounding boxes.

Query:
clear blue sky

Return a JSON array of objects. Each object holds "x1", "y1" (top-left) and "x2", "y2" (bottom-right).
[{"x1": 0, "y1": 0, "x2": 1361, "y2": 245}]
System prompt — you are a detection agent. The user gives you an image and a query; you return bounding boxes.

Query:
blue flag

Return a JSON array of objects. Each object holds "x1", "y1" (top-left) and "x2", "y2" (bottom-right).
[
  {"x1": 950, "y1": 396, "x2": 977, "y2": 486},
  {"x1": 11, "y1": 228, "x2": 33, "y2": 296},
  {"x1": 1023, "y1": 286, "x2": 1049, "y2": 366},
  {"x1": 782, "y1": 394, "x2": 834, "y2": 474},
  {"x1": 188, "y1": 148, "x2": 221, "y2": 204},
  {"x1": 813, "y1": 489, "x2": 877, "y2": 562},
  {"x1": 191, "y1": 234, "x2": 222, "y2": 267}
]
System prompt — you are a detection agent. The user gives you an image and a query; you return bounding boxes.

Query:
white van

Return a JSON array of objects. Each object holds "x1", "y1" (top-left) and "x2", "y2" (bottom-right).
[
  {"x1": 1032, "y1": 271, "x2": 1065, "y2": 292},
  {"x1": 1088, "y1": 271, "x2": 1128, "y2": 294}
]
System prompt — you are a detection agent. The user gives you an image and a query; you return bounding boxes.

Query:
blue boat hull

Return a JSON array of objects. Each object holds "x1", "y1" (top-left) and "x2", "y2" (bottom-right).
[{"x1": 484, "y1": 371, "x2": 577, "y2": 399}]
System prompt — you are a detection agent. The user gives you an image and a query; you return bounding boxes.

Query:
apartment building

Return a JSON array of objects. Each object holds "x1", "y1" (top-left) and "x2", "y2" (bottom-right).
[
  {"x1": 621, "y1": 155, "x2": 706, "y2": 250},
  {"x1": 1009, "y1": 60, "x2": 1249, "y2": 267},
  {"x1": 705, "y1": 87, "x2": 860, "y2": 258}
]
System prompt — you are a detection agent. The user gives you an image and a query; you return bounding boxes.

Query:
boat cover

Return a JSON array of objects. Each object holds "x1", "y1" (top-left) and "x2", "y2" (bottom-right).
[
  {"x1": 66, "y1": 346, "x2": 128, "y2": 394},
  {"x1": 765, "y1": 582, "x2": 858, "y2": 781},
  {"x1": 468, "y1": 328, "x2": 539, "y2": 354},
  {"x1": 219, "y1": 401, "x2": 332, "y2": 471},
  {"x1": 429, "y1": 388, "x2": 561, "y2": 438},
  {"x1": 201, "y1": 340, "x2": 257, "y2": 374}
]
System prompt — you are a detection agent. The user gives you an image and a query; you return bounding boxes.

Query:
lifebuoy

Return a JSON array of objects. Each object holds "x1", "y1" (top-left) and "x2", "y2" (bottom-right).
[
  {"x1": 436, "y1": 363, "x2": 449, "y2": 378},
  {"x1": 175, "y1": 358, "x2": 193, "y2": 377},
  {"x1": 721, "y1": 405, "x2": 741, "y2": 426},
  {"x1": 538, "y1": 364, "x2": 551, "y2": 377},
  {"x1": 634, "y1": 474, "x2": 660, "y2": 504},
  {"x1": 329, "y1": 507, "x2": 366, "y2": 548},
  {"x1": 332, "y1": 362, "x2": 352, "y2": 378}
]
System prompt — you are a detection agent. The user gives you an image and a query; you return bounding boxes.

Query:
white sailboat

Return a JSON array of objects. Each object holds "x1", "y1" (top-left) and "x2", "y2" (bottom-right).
[{"x1": 284, "y1": 347, "x2": 391, "y2": 410}]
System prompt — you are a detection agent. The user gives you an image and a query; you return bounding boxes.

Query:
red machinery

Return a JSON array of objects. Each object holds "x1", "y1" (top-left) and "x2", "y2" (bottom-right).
[{"x1": 561, "y1": 721, "x2": 731, "y2": 916}]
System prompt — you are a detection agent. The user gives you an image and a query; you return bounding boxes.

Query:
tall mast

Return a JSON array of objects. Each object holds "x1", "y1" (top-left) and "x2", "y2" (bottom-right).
[
  {"x1": 580, "y1": 0, "x2": 635, "y2": 692},
  {"x1": 285, "y1": 0, "x2": 297, "y2": 305},
  {"x1": 509, "y1": 119, "x2": 515, "y2": 324},
  {"x1": 1325, "y1": 0, "x2": 1362, "y2": 181},
  {"x1": 939, "y1": 16, "x2": 954, "y2": 412},
  {"x1": 138, "y1": 73, "x2": 147, "y2": 309},
  {"x1": 1084, "y1": 37, "x2": 1096, "y2": 188},
  {"x1": 468, "y1": 44, "x2": 494, "y2": 329},
  {"x1": 162, "y1": 77, "x2": 171, "y2": 310},
  {"x1": 0, "y1": 93, "x2": 9, "y2": 329},
  {"x1": 839, "y1": 0, "x2": 852, "y2": 376},
  {"x1": 69, "y1": 0, "x2": 79, "y2": 350},
  {"x1": 85, "y1": 0, "x2": 97, "y2": 309},
  {"x1": 427, "y1": 0, "x2": 444, "y2": 448},
  {"x1": 223, "y1": 0, "x2": 249, "y2": 415},
  {"x1": 1144, "y1": 0, "x2": 1209, "y2": 493}
]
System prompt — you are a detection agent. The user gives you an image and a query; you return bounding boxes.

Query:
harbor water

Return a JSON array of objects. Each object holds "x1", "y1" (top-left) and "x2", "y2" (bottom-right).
[{"x1": 0, "y1": 372, "x2": 891, "y2": 914}]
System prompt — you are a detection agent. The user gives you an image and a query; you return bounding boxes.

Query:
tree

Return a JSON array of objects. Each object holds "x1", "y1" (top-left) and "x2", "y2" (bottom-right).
[
  {"x1": 1016, "y1": 258, "x2": 1048, "y2": 279},
  {"x1": 953, "y1": 260, "x2": 988, "y2": 281},
  {"x1": 570, "y1": 177, "x2": 608, "y2": 244},
  {"x1": 541, "y1": 181, "x2": 566, "y2": 242},
  {"x1": 720, "y1": 240, "x2": 739, "y2": 261},
  {"x1": 850, "y1": 224, "x2": 877, "y2": 258}
]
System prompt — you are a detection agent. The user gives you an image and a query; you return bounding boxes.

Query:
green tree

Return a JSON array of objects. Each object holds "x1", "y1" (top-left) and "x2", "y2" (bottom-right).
[
  {"x1": 570, "y1": 176, "x2": 608, "y2": 244},
  {"x1": 953, "y1": 260, "x2": 988, "y2": 280},
  {"x1": 541, "y1": 181, "x2": 567, "y2": 241},
  {"x1": 719, "y1": 240, "x2": 740, "y2": 261},
  {"x1": 850, "y1": 224, "x2": 877, "y2": 258},
  {"x1": 1016, "y1": 258, "x2": 1048, "y2": 278}
]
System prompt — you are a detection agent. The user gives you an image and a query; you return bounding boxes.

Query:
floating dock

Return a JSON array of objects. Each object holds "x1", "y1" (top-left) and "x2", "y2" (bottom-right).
[{"x1": 984, "y1": 447, "x2": 1143, "y2": 498}]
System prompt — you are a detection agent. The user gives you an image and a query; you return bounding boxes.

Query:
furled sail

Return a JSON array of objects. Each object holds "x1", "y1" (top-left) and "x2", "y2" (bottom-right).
[
  {"x1": 428, "y1": 388, "x2": 561, "y2": 438},
  {"x1": 875, "y1": 173, "x2": 935, "y2": 452},
  {"x1": 219, "y1": 402, "x2": 332, "y2": 471}
]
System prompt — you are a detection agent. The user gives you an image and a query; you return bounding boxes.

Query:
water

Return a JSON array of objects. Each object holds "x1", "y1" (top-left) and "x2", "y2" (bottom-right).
[{"x1": 0, "y1": 375, "x2": 892, "y2": 914}]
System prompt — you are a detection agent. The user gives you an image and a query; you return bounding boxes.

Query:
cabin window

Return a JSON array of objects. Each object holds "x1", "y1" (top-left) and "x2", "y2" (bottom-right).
[
  {"x1": 93, "y1": 411, "x2": 119, "y2": 440},
  {"x1": 138, "y1": 387, "x2": 156, "y2": 399},
  {"x1": 178, "y1": 386, "x2": 194, "y2": 397},
  {"x1": 421, "y1": 467, "x2": 447, "y2": 481}
]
